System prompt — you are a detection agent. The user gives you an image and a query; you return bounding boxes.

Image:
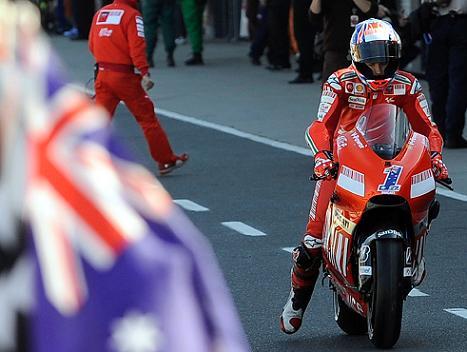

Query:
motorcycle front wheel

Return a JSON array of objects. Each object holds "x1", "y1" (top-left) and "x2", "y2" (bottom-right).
[{"x1": 367, "y1": 239, "x2": 404, "y2": 349}]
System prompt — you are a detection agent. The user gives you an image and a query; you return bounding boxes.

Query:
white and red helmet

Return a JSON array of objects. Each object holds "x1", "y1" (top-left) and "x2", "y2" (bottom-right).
[{"x1": 350, "y1": 18, "x2": 401, "y2": 91}]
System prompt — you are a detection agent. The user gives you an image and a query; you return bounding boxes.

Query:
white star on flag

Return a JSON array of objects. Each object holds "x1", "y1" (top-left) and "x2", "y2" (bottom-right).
[{"x1": 109, "y1": 310, "x2": 163, "y2": 352}]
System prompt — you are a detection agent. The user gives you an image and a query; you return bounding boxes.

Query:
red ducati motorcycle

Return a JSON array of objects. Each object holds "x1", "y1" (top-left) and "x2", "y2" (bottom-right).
[{"x1": 314, "y1": 103, "x2": 451, "y2": 348}]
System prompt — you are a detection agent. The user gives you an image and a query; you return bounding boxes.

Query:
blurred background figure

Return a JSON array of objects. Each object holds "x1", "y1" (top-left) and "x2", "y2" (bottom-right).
[
  {"x1": 373, "y1": 0, "x2": 423, "y2": 74},
  {"x1": 54, "y1": 0, "x2": 73, "y2": 34},
  {"x1": 143, "y1": 0, "x2": 178, "y2": 67},
  {"x1": 265, "y1": 0, "x2": 292, "y2": 70},
  {"x1": 423, "y1": 0, "x2": 467, "y2": 148},
  {"x1": 68, "y1": 0, "x2": 95, "y2": 39},
  {"x1": 309, "y1": 0, "x2": 378, "y2": 85},
  {"x1": 174, "y1": 1, "x2": 188, "y2": 44},
  {"x1": 247, "y1": 0, "x2": 270, "y2": 65},
  {"x1": 289, "y1": 0, "x2": 316, "y2": 83},
  {"x1": 179, "y1": 0, "x2": 207, "y2": 65},
  {"x1": 0, "y1": 1, "x2": 251, "y2": 351}
]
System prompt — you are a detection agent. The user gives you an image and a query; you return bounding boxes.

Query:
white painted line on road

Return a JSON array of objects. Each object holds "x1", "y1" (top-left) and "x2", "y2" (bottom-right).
[
  {"x1": 157, "y1": 109, "x2": 312, "y2": 156},
  {"x1": 444, "y1": 308, "x2": 467, "y2": 320},
  {"x1": 157, "y1": 109, "x2": 467, "y2": 203},
  {"x1": 221, "y1": 222, "x2": 267, "y2": 237},
  {"x1": 408, "y1": 288, "x2": 429, "y2": 297},
  {"x1": 436, "y1": 188, "x2": 467, "y2": 202},
  {"x1": 173, "y1": 199, "x2": 209, "y2": 212},
  {"x1": 71, "y1": 88, "x2": 467, "y2": 204},
  {"x1": 282, "y1": 247, "x2": 294, "y2": 253}
]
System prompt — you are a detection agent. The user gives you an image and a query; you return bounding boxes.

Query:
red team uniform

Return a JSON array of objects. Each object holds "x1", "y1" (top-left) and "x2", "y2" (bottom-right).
[{"x1": 89, "y1": 0, "x2": 187, "y2": 174}]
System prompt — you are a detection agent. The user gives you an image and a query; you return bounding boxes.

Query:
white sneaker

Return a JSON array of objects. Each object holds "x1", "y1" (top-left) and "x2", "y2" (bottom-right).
[{"x1": 159, "y1": 153, "x2": 188, "y2": 176}]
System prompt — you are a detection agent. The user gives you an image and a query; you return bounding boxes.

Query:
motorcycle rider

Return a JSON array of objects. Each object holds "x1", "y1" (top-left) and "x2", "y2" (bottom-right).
[
  {"x1": 89, "y1": 0, "x2": 188, "y2": 175},
  {"x1": 280, "y1": 18, "x2": 449, "y2": 334}
]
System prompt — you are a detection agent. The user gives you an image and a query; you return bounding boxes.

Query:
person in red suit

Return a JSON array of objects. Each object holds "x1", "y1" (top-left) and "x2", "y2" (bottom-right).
[
  {"x1": 280, "y1": 18, "x2": 449, "y2": 335},
  {"x1": 89, "y1": 0, "x2": 188, "y2": 175}
]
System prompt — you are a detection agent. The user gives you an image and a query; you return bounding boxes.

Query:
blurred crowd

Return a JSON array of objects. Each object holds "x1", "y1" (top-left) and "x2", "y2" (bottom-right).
[
  {"x1": 31, "y1": 0, "x2": 204, "y2": 65},
  {"x1": 31, "y1": 0, "x2": 467, "y2": 147},
  {"x1": 246, "y1": 0, "x2": 433, "y2": 84},
  {"x1": 32, "y1": 0, "x2": 439, "y2": 77}
]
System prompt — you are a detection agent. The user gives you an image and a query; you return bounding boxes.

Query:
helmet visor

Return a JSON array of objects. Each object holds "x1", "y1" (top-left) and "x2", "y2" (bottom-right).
[{"x1": 352, "y1": 40, "x2": 400, "y2": 64}]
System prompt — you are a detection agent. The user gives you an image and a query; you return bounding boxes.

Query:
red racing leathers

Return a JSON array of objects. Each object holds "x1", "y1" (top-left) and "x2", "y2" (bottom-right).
[
  {"x1": 89, "y1": 0, "x2": 177, "y2": 165},
  {"x1": 294, "y1": 65, "x2": 444, "y2": 288}
]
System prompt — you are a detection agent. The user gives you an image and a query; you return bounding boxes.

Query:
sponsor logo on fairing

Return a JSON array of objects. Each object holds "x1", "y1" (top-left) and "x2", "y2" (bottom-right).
[
  {"x1": 336, "y1": 135, "x2": 348, "y2": 151},
  {"x1": 344, "y1": 292, "x2": 364, "y2": 314},
  {"x1": 326, "y1": 230, "x2": 350, "y2": 276},
  {"x1": 337, "y1": 165, "x2": 365, "y2": 196},
  {"x1": 360, "y1": 266, "x2": 372, "y2": 275},
  {"x1": 350, "y1": 131, "x2": 365, "y2": 148},
  {"x1": 410, "y1": 169, "x2": 435, "y2": 198},
  {"x1": 333, "y1": 208, "x2": 356, "y2": 233},
  {"x1": 359, "y1": 245, "x2": 371, "y2": 262},
  {"x1": 405, "y1": 247, "x2": 412, "y2": 265},
  {"x1": 376, "y1": 229, "x2": 400, "y2": 237}
]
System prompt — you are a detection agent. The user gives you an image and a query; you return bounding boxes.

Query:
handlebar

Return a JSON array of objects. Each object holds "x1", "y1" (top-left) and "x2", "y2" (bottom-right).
[
  {"x1": 310, "y1": 165, "x2": 454, "y2": 192},
  {"x1": 436, "y1": 178, "x2": 454, "y2": 191}
]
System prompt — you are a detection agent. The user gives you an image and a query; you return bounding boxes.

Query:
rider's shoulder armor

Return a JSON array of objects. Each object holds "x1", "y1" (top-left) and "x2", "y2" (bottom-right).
[
  {"x1": 392, "y1": 70, "x2": 423, "y2": 96},
  {"x1": 324, "y1": 66, "x2": 361, "y2": 93}
]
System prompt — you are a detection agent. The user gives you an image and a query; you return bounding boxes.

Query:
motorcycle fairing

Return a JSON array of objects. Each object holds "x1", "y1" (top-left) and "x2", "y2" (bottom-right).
[
  {"x1": 334, "y1": 128, "x2": 435, "y2": 226},
  {"x1": 322, "y1": 107, "x2": 435, "y2": 315}
]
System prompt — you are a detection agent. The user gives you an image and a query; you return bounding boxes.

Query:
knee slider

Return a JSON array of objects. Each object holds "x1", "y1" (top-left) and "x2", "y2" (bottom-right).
[{"x1": 292, "y1": 243, "x2": 322, "y2": 272}]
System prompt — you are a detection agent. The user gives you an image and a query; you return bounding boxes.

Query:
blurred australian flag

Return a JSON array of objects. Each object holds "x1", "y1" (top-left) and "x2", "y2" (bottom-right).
[{"x1": 0, "y1": 3, "x2": 250, "y2": 351}]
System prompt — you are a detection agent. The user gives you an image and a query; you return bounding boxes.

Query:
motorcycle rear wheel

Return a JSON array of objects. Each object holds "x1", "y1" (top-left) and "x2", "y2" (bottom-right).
[
  {"x1": 367, "y1": 239, "x2": 404, "y2": 349},
  {"x1": 334, "y1": 291, "x2": 367, "y2": 335}
]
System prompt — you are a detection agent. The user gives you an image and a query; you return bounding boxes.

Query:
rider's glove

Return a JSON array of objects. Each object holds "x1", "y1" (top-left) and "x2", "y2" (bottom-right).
[
  {"x1": 314, "y1": 151, "x2": 336, "y2": 180},
  {"x1": 431, "y1": 152, "x2": 449, "y2": 180},
  {"x1": 141, "y1": 74, "x2": 154, "y2": 91}
]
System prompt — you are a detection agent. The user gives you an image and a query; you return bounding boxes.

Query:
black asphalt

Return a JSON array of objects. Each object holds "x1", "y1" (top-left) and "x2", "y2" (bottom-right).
[{"x1": 113, "y1": 105, "x2": 467, "y2": 352}]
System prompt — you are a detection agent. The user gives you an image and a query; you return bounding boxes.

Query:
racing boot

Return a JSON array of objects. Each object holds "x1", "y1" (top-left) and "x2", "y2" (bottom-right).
[{"x1": 280, "y1": 237, "x2": 322, "y2": 334}]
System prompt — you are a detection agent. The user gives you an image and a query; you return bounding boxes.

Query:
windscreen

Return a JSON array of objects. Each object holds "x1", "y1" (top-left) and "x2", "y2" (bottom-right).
[{"x1": 355, "y1": 104, "x2": 410, "y2": 160}]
